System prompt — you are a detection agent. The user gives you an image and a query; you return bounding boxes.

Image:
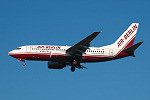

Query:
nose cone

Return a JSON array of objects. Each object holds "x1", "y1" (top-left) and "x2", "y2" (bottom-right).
[{"x1": 8, "y1": 50, "x2": 14, "y2": 56}]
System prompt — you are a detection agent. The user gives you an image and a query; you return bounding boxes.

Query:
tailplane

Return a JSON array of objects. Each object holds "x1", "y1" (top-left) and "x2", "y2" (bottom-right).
[{"x1": 122, "y1": 41, "x2": 143, "y2": 57}]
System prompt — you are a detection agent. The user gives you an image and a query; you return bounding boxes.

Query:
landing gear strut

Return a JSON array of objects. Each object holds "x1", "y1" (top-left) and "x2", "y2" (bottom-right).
[
  {"x1": 17, "y1": 58, "x2": 26, "y2": 66},
  {"x1": 71, "y1": 66, "x2": 75, "y2": 72},
  {"x1": 23, "y1": 61, "x2": 26, "y2": 66},
  {"x1": 70, "y1": 60, "x2": 77, "y2": 72}
]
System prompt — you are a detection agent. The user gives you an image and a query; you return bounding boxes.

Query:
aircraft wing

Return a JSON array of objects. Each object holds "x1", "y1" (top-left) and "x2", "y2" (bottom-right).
[{"x1": 66, "y1": 31, "x2": 101, "y2": 58}]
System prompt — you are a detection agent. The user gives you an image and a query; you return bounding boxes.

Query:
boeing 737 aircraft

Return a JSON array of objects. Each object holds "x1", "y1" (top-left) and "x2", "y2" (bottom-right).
[{"x1": 8, "y1": 23, "x2": 143, "y2": 72}]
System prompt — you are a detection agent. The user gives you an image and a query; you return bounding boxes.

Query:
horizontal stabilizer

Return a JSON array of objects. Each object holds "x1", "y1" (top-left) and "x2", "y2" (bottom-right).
[{"x1": 122, "y1": 41, "x2": 143, "y2": 57}]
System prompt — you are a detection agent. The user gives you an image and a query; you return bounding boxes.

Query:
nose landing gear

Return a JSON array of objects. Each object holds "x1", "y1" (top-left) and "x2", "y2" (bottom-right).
[
  {"x1": 17, "y1": 58, "x2": 26, "y2": 66},
  {"x1": 23, "y1": 61, "x2": 26, "y2": 66}
]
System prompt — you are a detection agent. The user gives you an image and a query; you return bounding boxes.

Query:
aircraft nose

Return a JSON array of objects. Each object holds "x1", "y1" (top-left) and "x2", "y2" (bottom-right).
[{"x1": 8, "y1": 50, "x2": 14, "y2": 56}]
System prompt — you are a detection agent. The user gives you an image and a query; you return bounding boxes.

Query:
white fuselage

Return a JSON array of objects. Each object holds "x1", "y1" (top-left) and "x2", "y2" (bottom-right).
[{"x1": 8, "y1": 23, "x2": 141, "y2": 72}]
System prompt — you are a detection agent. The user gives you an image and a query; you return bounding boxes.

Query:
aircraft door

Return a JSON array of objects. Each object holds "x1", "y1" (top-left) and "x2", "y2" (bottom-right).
[
  {"x1": 26, "y1": 46, "x2": 31, "y2": 52},
  {"x1": 50, "y1": 51, "x2": 57, "y2": 59},
  {"x1": 109, "y1": 49, "x2": 113, "y2": 56},
  {"x1": 50, "y1": 51, "x2": 52, "y2": 58}
]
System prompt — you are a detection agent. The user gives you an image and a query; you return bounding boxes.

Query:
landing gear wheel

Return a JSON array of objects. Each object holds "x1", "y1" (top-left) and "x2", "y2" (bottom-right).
[
  {"x1": 23, "y1": 62, "x2": 26, "y2": 66},
  {"x1": 71, "y1": 66, "x2": 75, "y2": 72}
]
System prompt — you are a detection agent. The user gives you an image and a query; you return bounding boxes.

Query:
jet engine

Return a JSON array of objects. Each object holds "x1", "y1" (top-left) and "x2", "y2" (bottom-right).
[{"x1": 48, "y1": 61, "x2": 66, "y2": 69}]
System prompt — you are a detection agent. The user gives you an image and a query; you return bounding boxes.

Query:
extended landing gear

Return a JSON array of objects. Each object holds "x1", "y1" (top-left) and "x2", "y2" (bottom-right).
[
  {"x1": 71, "y1": 66, "x2": 75, "y2": 72},
  {"x1": 23, "y1": 61, "x2": 26, "y2": 66},
  {"x1": 70, "y1": 60, "x2": 77, "y2": 72},
  {"x1": 70, "y1": 59, "x2": 87, "y2": 72},
  {"x1": 17, "y1": 58, "x2": 26, "y2": 66}
]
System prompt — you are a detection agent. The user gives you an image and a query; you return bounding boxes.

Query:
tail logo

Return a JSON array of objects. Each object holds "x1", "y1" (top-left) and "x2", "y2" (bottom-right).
[{"x1": 117, "y1": 24, "x2": 138, "y2": 48}]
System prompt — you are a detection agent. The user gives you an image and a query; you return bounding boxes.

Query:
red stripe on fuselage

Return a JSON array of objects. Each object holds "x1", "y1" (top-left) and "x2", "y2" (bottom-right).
[{"x1": 9, "y1": 52, "x2": 113, "y2": 62}]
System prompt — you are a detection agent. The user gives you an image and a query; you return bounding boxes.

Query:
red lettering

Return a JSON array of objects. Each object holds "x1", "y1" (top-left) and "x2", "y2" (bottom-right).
[
  {"x1": 37, "y1": 46, "x2": 44, "y2": 48},
  {"x1": 124, "y1": 35, "x2": 128, "y2": 39},
  {"x1": 57, "y1": 46, "x2": 61, "y2": 49},
  {"x1": 51, "y1": 46, "x2": 55, "y2": 49},
  {"x1": 118, "y1": 39, "x2": 124, "y2": 48},
  {"x1": 126, "y1": 32, "x2": 130, "y2": 38},
  {"x1": 37, "y1": 46, "x2": 61, "y2": 49},
  {"x1": 118, "y1": 24, "x2": 138, "y2": 48},
  {"x1": 56, "y1": 46, "x2": 61, "y2": 49},
  {"x1": 124, "y1": 28, "x2": 134, "y2": 40},
  {"x1": 128, "y1": 29, "x2": 133, "y2": 35},
  {"x1": 132, "y1": 24, "x2": 137, "y2": 31}
]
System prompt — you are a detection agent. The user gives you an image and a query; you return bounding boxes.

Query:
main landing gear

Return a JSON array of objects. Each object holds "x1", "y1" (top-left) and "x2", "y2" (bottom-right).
[
  {"x1": 70, "y1": 59, "x2": 87, "y2": 72},
  {"x1": 70, "y1": 60, "x2": 77, "y2": 72},
  {"x1": 71, "y1": 66, "x2": 75, "y2": 72}
]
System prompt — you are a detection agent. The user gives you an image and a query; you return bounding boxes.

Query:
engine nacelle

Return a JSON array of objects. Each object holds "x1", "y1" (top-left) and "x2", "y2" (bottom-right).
[{"x1": 48, "y1": 61, "x2": 66, "y2": 69}]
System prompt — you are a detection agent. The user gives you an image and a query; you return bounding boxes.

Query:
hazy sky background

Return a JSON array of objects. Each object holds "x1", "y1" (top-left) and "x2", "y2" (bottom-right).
[{"x1": 0, "y1": 0, "x2": 150, "y2": 100}]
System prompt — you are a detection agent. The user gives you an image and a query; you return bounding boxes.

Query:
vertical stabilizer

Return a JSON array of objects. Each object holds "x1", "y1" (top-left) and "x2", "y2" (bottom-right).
[{"x1": 112, "y1": 23, "x2": 139, "y2": 56}]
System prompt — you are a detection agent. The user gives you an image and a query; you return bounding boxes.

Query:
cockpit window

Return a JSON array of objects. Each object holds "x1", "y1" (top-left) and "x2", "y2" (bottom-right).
[{"x1": 16, "y1": 48, "x2": 21, "y2": 50}]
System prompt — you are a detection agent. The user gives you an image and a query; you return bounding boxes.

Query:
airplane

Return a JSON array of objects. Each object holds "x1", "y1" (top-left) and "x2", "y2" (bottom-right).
[{"x1": 8, "y1": 23, "x2": 143, "y2": 72}]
